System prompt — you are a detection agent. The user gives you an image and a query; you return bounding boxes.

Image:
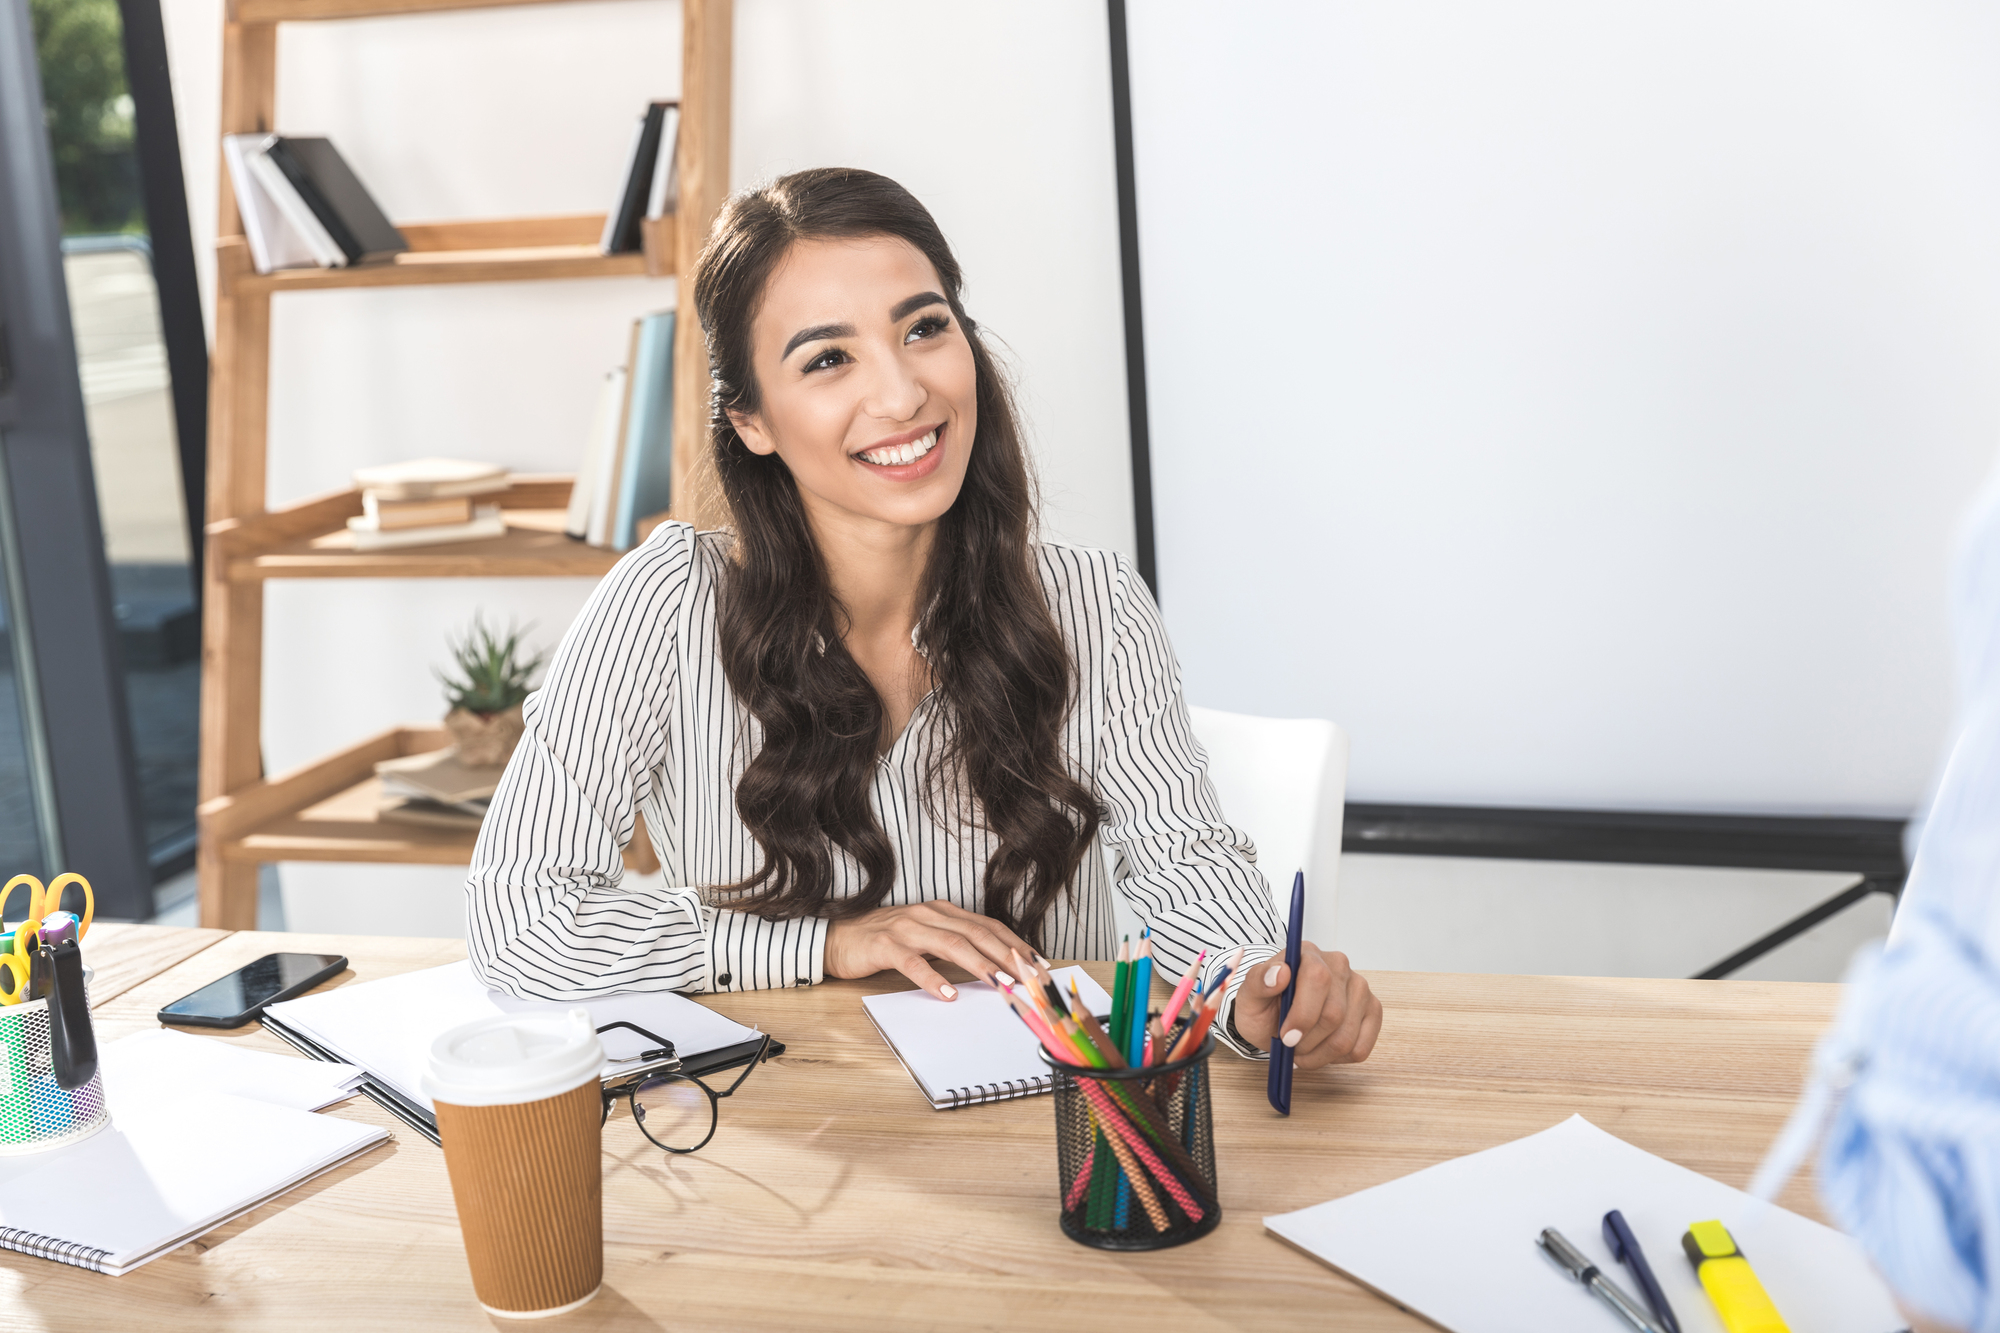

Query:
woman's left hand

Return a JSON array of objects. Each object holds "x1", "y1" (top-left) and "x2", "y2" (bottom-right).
[{"x1": 1229, "y1": 942, "x2": 1382, "y2": 1069}]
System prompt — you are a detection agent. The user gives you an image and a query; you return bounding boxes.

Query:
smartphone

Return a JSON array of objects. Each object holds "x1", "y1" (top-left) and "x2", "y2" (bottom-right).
[{"x1": 158, "y1": 952, "x2": 348, "y2": 1029}]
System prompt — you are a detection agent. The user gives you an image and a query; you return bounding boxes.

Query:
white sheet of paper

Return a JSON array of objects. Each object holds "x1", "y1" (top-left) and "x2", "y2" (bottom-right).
[
  {"x1": 264, "y1": 960, "x2": 763, "y2": 1111},
  {"x1": 1263, "y1": 1115, "x2": 1901, "y2": 1333},
  {"x1": 861, "y1": 966, "x2": 1114, "y2": 1106},
  {"x1": 102, "y1": 1029, "x2": 364, "y2": 1112}
]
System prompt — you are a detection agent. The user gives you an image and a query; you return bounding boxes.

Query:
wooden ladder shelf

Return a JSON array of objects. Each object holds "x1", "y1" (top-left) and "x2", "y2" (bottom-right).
[{"x1": 196, "y1": 0, "x2": 733, "y2": 927}]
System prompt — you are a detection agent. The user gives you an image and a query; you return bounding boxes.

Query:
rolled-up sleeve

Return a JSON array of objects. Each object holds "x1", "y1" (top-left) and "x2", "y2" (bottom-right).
[
  {"x1": 466, "y1": 525, "x2": 823, "y2": 998},
  {"x1": 1093, "y1": 555, "x2": 1284, "y2": 1057}
]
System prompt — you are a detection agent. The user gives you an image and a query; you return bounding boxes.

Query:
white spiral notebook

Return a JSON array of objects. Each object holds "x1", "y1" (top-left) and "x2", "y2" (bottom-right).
[{"x1": 863, "y1": 966, "x2": 1113, "y2": 1109}]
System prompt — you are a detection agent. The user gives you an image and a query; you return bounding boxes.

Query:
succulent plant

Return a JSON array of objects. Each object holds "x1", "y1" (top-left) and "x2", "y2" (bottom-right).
[{"x1": 437, "y1": 613, "x2": 549, "y2": 717}]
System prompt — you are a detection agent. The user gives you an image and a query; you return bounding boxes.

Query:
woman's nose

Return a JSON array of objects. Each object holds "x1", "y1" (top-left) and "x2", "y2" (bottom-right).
[{"x1": 861, "y1": 348, "x2": 927, "y2": 423}]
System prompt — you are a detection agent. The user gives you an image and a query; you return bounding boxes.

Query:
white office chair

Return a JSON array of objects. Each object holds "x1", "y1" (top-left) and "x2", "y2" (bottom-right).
[{"x1": 1106, "y1": 705, "x2": 1350, "y2": 951}]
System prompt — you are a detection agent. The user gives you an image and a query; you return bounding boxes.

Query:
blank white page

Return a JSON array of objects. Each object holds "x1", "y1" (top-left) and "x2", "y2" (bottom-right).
[{"x1": 1265, "y1": 1115, "x2": 1899, "y2": 1333}]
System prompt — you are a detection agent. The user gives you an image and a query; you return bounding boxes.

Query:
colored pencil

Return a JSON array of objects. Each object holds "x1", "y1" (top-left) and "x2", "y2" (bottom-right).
[
  {"x1": 1066, "y1": 980, "x2": 1126, "y2": 1067},
  {"x1": 1086, "y1": 1100, "x2": 1168, "y2": 1230},
  {"x1": 1168, "y1": 983, "x2": 1226, "y2": 1064},
  {"x1": 1201, "y1": 946, "x2": 1246, "y2": 998},
  {"x1": 1110, "y1": 937, "x2": 1131, "y2": 1058},
  {"x1": 1128, "y1": 933, "x2": 1154, "y2": 1066},
  {"x1": 1162, "y1": 949, "x2": 1206, "y2": 1028}
]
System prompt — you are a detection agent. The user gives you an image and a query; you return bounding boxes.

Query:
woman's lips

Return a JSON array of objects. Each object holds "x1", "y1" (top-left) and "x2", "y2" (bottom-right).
[{"x1": 854, "y1": 426, "x2": 946, "y2": 480}]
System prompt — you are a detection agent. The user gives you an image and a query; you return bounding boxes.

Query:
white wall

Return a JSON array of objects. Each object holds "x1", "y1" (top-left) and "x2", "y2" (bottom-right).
[
  {"x1": 1128, "y1": 0, "x2": 1998, "y2": 817},
  {"x1": 162, "y1": 0, "x2": 1134, "y2": 930}
]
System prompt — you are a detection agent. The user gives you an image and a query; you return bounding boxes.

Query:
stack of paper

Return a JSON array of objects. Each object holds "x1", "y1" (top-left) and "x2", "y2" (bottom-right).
[
  {"x1": 0, "y1": 1031, "x2": 388, "y2": 1275},
  {"x1": 1264, "y1": 1115, "x2": 1902, "y2": 1333}
]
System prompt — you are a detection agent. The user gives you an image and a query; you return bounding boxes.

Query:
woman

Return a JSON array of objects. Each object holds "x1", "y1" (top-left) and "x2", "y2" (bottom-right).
[
  {"x1": 467, "y1": 167, "x2": 1381, "y2": 1068},
  {"x1": 1759, "y1": 461, "x2": 2000, "y2": 1332}
]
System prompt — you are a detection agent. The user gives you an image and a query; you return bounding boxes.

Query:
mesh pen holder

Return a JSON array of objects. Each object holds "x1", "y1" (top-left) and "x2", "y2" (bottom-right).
[
  {"x1": 1042, "y1": 1024, "x2": 1220, "y2": 1251},
  {"x1": 0, "y1": 968, "x2": 106, "y2": 1155}
]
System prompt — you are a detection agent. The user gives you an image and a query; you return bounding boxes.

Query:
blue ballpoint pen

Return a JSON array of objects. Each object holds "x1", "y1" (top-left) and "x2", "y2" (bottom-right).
[
  {"x1": 1602, "y1": 1210, "x2": 1679, "y2": 1333},
  {"x1": 1267, "y1": 870, "x2": 1305, "y2": 1114}
]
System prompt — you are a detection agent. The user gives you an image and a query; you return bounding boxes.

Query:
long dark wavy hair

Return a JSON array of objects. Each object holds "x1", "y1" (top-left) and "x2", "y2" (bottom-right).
[{"x1": 691, "y1": 167, "x2": 1099, "y2": 947}]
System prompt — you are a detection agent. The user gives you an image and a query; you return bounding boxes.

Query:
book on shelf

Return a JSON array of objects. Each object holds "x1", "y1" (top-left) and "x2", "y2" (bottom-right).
[
  {"x1": 346, "y1": 505, "x2": 504, "y2": 551},
  {"x1": 565, "y1": 312, "x2": 674, "y2": 551},
  {"x1": 645, "y1": 103, "x2": 682, "y2": 221},
  {"x1": 351, "y1": 458, "x2": 510, "y2": 502},
  {"x1": 566, "y1": 369, "x2": 624, "y2": 541},
  {"x1": 375, "y1": 750, "x2": 494, "y2": 829},
  {"x1": 262, "y1": 136, "x2": 408, "y2": 267},
  {"x1": 363, "y1": 492, "x2": 473, "y2": 531},
  {"x1": 614, "y1": 310, "x2": 676, "y2": 550},
  {"x1": 245, "y1": 146, "x2": 346, "y2": 269},
  {"x1": 222, "y1": 134, "x2": 319, "y2": 273},
  {"x1": 601, "y1": 101, "x2": 678, "y2": 255}
]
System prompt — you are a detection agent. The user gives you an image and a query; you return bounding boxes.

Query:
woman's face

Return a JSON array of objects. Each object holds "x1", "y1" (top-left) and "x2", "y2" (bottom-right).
[{"x1": 730, "y1": 235, "x2": 978, "y2": 536}]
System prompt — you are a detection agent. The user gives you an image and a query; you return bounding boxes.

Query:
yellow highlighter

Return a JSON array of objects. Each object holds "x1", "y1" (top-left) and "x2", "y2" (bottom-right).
[{"x1": 1682, "y1": 1221, "x2": 1788, "y2": 1333}]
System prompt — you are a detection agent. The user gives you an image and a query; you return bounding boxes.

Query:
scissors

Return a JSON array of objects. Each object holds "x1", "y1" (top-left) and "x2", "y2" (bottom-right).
[{"x1": 0, "y1": 875, "x2": 92, "y2": 1006}]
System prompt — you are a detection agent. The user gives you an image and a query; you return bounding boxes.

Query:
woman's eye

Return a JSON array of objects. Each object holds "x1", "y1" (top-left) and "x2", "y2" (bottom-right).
[
  {"x1": 905, "y1": 315, "x2": 949, "y2": 344},
  {"x1": 805, "y1": 348, "x2": 849, "y2": 372}
]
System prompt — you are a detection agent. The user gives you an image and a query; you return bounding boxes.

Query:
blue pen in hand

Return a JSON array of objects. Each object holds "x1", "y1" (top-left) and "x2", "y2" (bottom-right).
[
  {"x1": 1267, "y1": 870, "x2": 1305, "y2": 1115},
  {"x1": 1603, "y1": 1210, "x2": 1679, "y2": 1333}
]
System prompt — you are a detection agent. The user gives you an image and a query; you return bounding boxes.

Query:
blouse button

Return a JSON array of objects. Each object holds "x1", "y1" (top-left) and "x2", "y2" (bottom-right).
[{"x1": 716, "y1": 971, "x2": 733, "y2": 987}]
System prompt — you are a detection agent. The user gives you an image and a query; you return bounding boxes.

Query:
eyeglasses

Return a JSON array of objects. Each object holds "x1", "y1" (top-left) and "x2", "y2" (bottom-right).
[{"x1": 597, "y1": 1022, "x2": 771, "y2": 1154}]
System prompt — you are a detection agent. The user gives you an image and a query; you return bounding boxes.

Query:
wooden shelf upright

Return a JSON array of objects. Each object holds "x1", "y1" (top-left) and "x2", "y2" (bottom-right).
[{"x1": 196, "y1": 0, "x2": 735, "y2": 928}]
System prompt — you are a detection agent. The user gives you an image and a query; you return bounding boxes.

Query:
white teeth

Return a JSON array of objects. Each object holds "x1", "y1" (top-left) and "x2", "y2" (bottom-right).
[{"x1": 860, "y1": 430, "x2": 938, "y2": 467}]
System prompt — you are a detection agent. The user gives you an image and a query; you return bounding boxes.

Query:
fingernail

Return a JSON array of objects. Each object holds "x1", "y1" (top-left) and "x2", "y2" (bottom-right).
[
  {"x1": 1283, "y1": 1029, "x2": 1302, "y2": 1047},
  {"x1": 1264, "y1": 964, "x2": 1282, "y2": 987},
  {"x1": 940, "y1": 984, "x2": 957, "y2": 1000}
]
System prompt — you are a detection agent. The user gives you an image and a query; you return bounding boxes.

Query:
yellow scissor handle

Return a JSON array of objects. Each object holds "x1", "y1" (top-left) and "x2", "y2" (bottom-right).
[
  {"x1": 0, "y1": 951, "x2": 30, "y2": 1006},
  {"x1": 0, "y1": 876, "x2": 45, "y2": 932},
  {"x1": 44, "y1": 874, "x2": 92, "y2": 939}
]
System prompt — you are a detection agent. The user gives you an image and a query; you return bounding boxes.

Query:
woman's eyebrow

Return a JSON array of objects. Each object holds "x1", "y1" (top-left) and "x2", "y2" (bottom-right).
[
  {"x1": 890, "y1": 291, "x2": 948, "y2": 320},
  {"x1": 783, "y1": 322, "x2": 853, "y2": 359}
]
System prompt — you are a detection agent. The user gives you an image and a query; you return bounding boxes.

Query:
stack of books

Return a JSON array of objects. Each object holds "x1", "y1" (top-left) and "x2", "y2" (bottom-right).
[
  {"x1": 348, "y1": 459, "x2": 510, "y2": 551},
  {"x1": 374, "y1": 748, "x2": 500, "y2": 829},
  {"x1": 601, "y1": 100, "x2": 680, "y2": 255},
  {"x1": 566, "y1": 311, "x2": 674, "y2": 551},
  {"x1": 221, "y1": 133, "x2": 407, "y2": 273}
]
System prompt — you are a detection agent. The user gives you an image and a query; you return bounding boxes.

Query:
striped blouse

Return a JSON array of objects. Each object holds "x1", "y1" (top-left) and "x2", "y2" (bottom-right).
[{"x1": 466, "y1": 522, "x2": 1284, "y2": 1056}]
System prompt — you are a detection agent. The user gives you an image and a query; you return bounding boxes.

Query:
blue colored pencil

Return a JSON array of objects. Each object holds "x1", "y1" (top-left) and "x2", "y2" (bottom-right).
[{"x1": 1128, "y1": 933, "x2": 1154, "y2": 1066}]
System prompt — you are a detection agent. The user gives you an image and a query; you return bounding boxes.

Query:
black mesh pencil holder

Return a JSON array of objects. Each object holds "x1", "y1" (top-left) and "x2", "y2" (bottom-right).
[{"x1": 1041, "y1": 1025, "x2": 1220, "y2": 1251}]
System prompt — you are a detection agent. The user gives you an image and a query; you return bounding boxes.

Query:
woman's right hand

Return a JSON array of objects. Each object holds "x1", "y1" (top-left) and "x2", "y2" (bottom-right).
[{"x1": 825, "y1": 900, "x2": 1037, "y2": 1000}]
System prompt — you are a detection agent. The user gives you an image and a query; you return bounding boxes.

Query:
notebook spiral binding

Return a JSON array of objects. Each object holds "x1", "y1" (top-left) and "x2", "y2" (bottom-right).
[
  {"x1": 0, "y1": 1226, "x2": 112, "y2": 1273},
  {"x1": 942, "y1": 1076, "x2": 1053, "y2": 1109}
]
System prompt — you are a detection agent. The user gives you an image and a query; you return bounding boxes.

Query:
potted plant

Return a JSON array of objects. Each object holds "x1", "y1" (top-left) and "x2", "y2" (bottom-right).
[{"x1": 438, "y1": 614, "x2": 549, "y2": 767}]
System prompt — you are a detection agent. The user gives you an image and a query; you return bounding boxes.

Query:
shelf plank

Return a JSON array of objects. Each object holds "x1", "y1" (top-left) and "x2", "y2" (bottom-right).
[
  {"x1": 230, "y1": 509, "x2": 623, "y2": 579},
  {"x1": 212, "y1": 725, "x2": 660, "y2": 872},
  {"x1": 211, "y1": 477, "x2": 651, "y2": 580},
  {"x1": 229, "y1": 241, "x2": 654, "y2": 293},
  {"x1": 234, "y1": 0, "x2": 642, "y2": 25}
]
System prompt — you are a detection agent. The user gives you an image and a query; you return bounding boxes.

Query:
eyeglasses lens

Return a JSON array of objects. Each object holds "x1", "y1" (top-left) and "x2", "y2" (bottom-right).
[{"x1": 631, "y1": 1075, "x2": 714, "y2": 1151}]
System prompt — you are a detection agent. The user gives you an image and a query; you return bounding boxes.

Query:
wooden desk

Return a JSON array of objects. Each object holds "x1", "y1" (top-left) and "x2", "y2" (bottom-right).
[{"x1": 9, "y1": 928, "x2": 1841, "y2": 1330}]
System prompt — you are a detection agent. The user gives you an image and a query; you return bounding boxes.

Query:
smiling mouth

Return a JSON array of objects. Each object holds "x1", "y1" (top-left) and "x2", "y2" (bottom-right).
[{"x1": 856, "y1": 428, "x2": 940, "y2": 468}]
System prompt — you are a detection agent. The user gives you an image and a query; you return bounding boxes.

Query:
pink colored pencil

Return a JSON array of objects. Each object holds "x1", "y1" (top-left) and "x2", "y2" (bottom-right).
[{"x1": 1162, "y1": 949, "x2": 1206, "y2": 1026}]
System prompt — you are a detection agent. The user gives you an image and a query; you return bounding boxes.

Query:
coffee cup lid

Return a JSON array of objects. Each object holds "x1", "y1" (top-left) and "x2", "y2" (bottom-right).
[{"x1": 421, "y1": 1009, "x2": 604, "y2": 1107}]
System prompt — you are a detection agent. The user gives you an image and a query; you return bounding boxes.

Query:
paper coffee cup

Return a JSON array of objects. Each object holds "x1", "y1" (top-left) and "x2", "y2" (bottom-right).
[{"x1": 423, "y1": 1009, "x2": 605, "y2": 1318}]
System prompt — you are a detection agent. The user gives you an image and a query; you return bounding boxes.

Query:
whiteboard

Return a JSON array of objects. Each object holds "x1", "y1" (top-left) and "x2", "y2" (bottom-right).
[{"x1": 1126, "y1": 0, "x2": 1999, "y2": 816}]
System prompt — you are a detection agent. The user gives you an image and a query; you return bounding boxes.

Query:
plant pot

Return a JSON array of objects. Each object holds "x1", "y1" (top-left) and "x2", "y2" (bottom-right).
[{"x1": 445, "y1": 705, "x2": 525, "y2": 768}]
